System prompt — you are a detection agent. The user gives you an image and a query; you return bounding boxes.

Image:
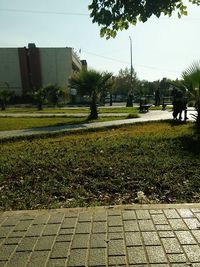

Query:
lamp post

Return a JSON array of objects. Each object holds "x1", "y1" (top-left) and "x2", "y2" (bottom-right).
[
  {"x1": 126, "y1": 36, "x2": 133, "y2": 107},
  {"x1": 129, "y1": 36, "x2": 133, "y2": 94}
]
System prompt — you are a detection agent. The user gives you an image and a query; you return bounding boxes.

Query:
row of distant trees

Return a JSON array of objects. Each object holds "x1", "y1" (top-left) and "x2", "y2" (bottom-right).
[
  {"x1": 112, "y1": 68, "x2": 187, "y2": 99},
  {"x1": 0, "y1": 67, "x2": 185, "y2": 112},
  {"x1": 30, "y1": 85, "x2": 67, "y2": 111},
  {"x1": 1, "y1": 61, "x2": 200, "y2": 130},
  {"x1": 0, "y1": 84, "x2": 67, "y2": 111},
  {"x1": 0, "y1": 67, "x2": 182, "y2": 110},
  {"x1": 68, "y1": 68, "x2": 178, "y2": 119},
  {"x1": 68, "y1": 61, "x2": 200, "y2": 131}
]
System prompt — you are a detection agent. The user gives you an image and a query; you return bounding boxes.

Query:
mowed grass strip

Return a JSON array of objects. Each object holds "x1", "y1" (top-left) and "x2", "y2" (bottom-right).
[
  {"x1": 1, "y1": 106, "x2": 138, "y2": 114},
  {"x1": 1, "y1": 107, "x2": 90, "y2": 114},
  {"x1": 0, "y1": 121, "x2": 199, "y2": 211},
  {"x1": 0, "y1": 116, "x2": 130, "y2": 131}
]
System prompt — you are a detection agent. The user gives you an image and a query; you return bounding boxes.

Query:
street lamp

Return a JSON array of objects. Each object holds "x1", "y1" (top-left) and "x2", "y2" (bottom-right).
[
  {"x1": 126, "y1": 36, "x2": 133, "y2": 107},
  {"x1": 129, "y1": 36, "x2": 133, "y2": 95}
]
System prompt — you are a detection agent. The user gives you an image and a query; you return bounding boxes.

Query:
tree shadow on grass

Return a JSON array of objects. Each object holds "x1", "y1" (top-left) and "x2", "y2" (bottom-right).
[
  {"x1": 167, "y1": 120, "x2": 200, "y2": 155},
  {"x1": 177, "y1": 135, "x2": 200, "y2": 155},
  {"x1": 168, "y1": 119, "x2": 187, "y2": 126}
]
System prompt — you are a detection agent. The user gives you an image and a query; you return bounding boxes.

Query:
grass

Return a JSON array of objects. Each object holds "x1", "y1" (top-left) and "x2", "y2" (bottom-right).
[
  {"x1": 1, "y1": 107, "x2": 89, "y2": 114},
  {"x1": 150, "y1": 105, "x2": 172, "y2": 111},
  {"x1": 0, "y1": 105, "x2": 172, "y2": 115},
  {"x1": 0, "y1": 121, "x2": 200, "y2": 211},
  {"x1": 100, "y1": 107, "x2": 138, "y2": 113},
  {"x1": 1, "y1": 106, "x2": 139, "y2": 114},
  {"x1": 0, "y1": 116, "x2": 132, "y2": 131}
]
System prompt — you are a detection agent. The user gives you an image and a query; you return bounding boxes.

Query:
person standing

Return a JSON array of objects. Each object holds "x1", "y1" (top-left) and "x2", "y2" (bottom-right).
[
  {"x1": 154, "y1": 88, "x2": 161, "y2": 106},
  {"x1": 171, "y1": 87, "x2": 183, "y2": 120}
]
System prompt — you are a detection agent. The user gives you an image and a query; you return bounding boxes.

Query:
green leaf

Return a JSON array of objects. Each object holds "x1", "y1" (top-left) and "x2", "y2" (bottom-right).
[
  {"x1": 181, "y1": 10, "x2": 188, "y2": 15},
  {"x1": 88, "y1": 0, "x2": 199, "y2": 38}
]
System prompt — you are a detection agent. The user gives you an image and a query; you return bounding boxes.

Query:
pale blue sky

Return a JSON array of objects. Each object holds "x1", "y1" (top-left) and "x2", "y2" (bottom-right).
[{"x1": 0, "y1": 0, "x2": 200, "y2": 81}]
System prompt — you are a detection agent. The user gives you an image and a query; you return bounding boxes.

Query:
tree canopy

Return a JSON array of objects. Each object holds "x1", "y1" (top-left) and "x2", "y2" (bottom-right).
[
  {"x1": 113, "y1": 67, "x2": 139, "y2": 96},
  {"x1": 89, "y1": 0, "x2": 200, "y2": 38}
]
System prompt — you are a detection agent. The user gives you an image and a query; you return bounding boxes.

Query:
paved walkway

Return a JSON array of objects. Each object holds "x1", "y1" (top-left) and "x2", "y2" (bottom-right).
[
  {"x1": 1, "y1": 204, "x2": 200, "y2": 266},
  {"x1": 0, "y1": 110, "x2": 196, "y2": 140}
]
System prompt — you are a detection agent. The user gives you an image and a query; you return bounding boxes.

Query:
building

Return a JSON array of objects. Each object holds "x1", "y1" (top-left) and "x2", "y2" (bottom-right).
[{"x1": 0, "y1": 43, "x2": 86, "y2": 96}]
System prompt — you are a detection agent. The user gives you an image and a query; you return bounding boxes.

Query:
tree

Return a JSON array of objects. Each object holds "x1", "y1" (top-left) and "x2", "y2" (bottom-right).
[
  {"x1": 31, "y1": 88, "x2": 47, "y2": 110},
  {"x1": 113, "y1": 67, "x2": 139, "y2": 97},
  {"x1": 99, "y1": 74, "x2": 114, "y2": 105},
  {"x1": 44, "y1": 84, "x2": 66, "y2": 106},
  {"x1": 137, "y1": 80, "x2": 159, "y2": 98},
  {"x1": 69, "y1": 69, "x2": 112, "y2": 119},
  {"x1": 182, "y1": 61, "x2": 200, "y2": 131},
  {"x1": 0, "y1": 89, "x2": 14, "y2": 111},
  {"x1": 159, "y1": 78, "x2": 172, "y2": 96},
  {"x1": 88, "y1": 0, "x2": 200, "y2": 38}
]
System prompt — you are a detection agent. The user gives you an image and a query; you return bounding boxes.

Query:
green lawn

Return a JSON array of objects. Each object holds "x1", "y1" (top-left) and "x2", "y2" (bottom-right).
[
  {"x1": 1, "y1": 106, "x2": 139, "y2": 114},
  {"x1": 0, "y1": 121, "x2": 199, "y2": 211},
  {"x1": 0, "y1": 116, "x2": 133, "y2": 131},
  {"x1": 1, "y1": 107, "x2": 89, "y2": 114}
]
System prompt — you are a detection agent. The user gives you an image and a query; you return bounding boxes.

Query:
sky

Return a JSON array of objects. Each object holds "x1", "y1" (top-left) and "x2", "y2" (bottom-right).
[{"x1": 0, "y1": 0, "x2": 200, "y2": 81}]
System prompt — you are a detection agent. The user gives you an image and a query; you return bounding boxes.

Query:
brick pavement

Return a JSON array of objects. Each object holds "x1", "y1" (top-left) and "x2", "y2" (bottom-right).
[{"x1": 1, "y1": 204, "x2": 200, "y2": 266}]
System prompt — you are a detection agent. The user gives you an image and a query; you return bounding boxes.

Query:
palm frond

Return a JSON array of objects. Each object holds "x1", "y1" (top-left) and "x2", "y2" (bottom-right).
[
  {"x1": 182, "y1": 60, "x2": 200, "y2": 130},
  {"x1": 182, "y1": 60, "x2": 200, "y2": 91}
]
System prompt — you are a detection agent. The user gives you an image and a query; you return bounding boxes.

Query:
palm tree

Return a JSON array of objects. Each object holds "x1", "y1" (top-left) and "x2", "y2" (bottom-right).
[
  {"x1": 182, "y1": 61, "x2": 200, "y2": 131},
  {"x1": 69, "y1": 69, "x2": 112, "y2": 119},
  {"x1": 31, "y1": 88, "x2": 47, "y2": 110}
]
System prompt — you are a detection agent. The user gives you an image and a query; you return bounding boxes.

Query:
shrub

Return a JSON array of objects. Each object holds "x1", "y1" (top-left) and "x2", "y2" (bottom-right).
[{"x1": 126, "y1": 113, "x2": 139, "y2": 119}]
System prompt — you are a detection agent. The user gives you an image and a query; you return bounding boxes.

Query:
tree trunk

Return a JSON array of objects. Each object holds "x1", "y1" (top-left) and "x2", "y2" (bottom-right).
[
  {"x1": 109, "y1": 93, "x2": 113, "y2": 106},
  {"x1": 126, "y1": 94, "x2": 133, "y2": 107},
  {"x1": 38, "y1": 102, "x2": 43, "y2": 111},
  {"x1": 1, "y1": 102, "x2": 6, "y2": 111},
  {"x1": 89, "y1": 93, "x2": 98, "y2": 120},
  {"x1": 196, "y1": 101, "x2": 200, "y2": 133}
]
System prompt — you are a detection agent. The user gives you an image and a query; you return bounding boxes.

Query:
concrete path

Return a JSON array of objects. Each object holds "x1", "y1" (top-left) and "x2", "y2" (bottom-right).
[
  {"x1": 1, "y1": 204, "x2": 200, "y2": 266},
  {"x1": 0, "y1": 110, "x2": 197, "y2": 140}
]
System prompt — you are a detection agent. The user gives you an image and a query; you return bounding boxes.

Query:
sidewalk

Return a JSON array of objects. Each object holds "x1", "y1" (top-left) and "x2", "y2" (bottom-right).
[
  {"x1": 0, "y1": 110, "x2": 196, "y2": 140},
  {"x1": 1, "y1": 204, "x2": 200, "y2": 266}
]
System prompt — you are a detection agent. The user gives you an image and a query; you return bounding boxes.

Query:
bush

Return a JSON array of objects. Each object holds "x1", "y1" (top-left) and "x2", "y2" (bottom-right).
[{"x1": 126, "y1": 113, "x2": 139, "y2": 119}]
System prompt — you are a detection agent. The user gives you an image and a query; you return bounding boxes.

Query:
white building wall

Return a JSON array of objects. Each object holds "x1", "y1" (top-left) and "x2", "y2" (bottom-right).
[
  {"x1": 0, "y1": 46, "x2": 83, "y2": 96},
  {"x1": 0, "y1": 48, "x2": 22, "y2": 95},
  {"x1": 39, "y1": 47, "x2": 74, "y2": 89}
]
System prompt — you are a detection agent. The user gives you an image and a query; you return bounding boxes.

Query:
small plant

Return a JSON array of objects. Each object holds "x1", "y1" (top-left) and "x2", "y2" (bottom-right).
[{"x1": 126, "y1": 113, "x2": 139, "y2": 119}]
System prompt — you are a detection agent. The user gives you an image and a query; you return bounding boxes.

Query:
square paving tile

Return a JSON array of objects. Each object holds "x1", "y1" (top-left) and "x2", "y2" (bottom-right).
[{"x1": 1, "y1": 204, "x2": 200, "y2": 267}]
